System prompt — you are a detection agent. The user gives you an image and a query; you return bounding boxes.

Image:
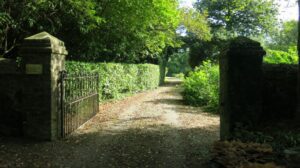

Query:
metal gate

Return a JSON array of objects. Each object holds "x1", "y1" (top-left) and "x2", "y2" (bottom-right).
[{"x1": 60, "y1": 71, "x2": 99, "y2": 138}]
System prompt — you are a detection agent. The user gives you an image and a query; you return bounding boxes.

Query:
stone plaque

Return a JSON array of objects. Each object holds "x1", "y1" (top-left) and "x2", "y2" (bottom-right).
[{"x1": 26, "y1": 64, "x2": 43, "y2": 75}]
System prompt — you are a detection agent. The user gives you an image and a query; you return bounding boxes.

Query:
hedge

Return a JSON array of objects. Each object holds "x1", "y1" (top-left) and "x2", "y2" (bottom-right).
[
  {"x1": 182, "y1": 60, "x2": 219, "y2": 112},
  {"x1": 264, "y1": 46, "x2": 298, "y2": 64},
  {"x1": 66, "y1": 61, "x2": 160, "y2": 101}
]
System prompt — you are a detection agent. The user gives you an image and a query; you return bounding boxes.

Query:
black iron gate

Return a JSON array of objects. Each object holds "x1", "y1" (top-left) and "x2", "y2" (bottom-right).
[{"x1": 60, "y1": 71, "x2": 99, "y2": 138}]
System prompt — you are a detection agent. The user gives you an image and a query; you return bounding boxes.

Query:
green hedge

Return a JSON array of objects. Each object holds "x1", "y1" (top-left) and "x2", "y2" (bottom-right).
[
  {"x1": 182, "y1": 60, "x2": 219, "y2": 112},
  {"x1": 264, "y1": 46, "x2": 298, "y2": 64},
  {"x1": 66, "y1": 61, "x2": 160, "y2": 101}
]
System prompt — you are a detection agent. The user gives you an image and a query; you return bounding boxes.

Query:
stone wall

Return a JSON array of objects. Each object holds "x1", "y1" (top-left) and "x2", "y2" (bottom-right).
[
  {"x1": 0, "y1": 32, "x2": 67, "y2": 140},
  {"x1": 219, "y1": 37, "x2": 299, "y2": 140},
  {"x1": 0, "y1": 58, "x2": 23, "y2": 136},
  {"x1": 219, "y1": 37, "x2": 266, "y2": 140},
  {"x1": 262, "y1": 64, "x2": 298, "y2": 121}
]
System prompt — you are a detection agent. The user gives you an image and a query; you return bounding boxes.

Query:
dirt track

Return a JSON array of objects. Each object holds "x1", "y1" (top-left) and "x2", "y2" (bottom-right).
[{"x1": 0, "y1": 78, "x2": 220, "y2": 168}]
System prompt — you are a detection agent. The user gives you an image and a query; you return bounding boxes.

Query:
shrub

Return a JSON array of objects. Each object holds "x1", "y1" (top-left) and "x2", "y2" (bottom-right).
[
  {"x1": 182, "y1": 60, "x2": 219, "y2": 112},
  {"x1": 66, "y1": 61, "x2": 160, "y2": 101},
  {"x1": 264, "y1": 46, "x2": 298, "y2": 64}
]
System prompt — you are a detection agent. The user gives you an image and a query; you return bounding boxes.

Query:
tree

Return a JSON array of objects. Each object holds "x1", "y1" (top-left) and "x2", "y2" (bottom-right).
[
  {"x1": 0, "y1": 0, "x2": 182, "y2": 63},
  {"x1": 267, "y1": 20, "x2": 298, "y2": 51},
  {"x1": 172, "y1": 7, "x2": 212, "y2": 69},
  {"x1": 157, "y1": 5, "x2": 212, "y2": 83},
  {"x1": 183, "y1": 35, "x2": 222, "y2": 69},
  {"x1": 184, "y1": 0, "x2": 279, "y2": 68},
  {"x1": 195, "y1": 0, "x2": 279, "y2": 37},
  {"x1": 179, "y1": 7, "x2": 212, "y2": 40},
  {"x1": 0, "y1": 0, "x2": 102, "y2": 56},
  {"x1": 91, "y1": 0, "x2": 181, "y2": 63}
]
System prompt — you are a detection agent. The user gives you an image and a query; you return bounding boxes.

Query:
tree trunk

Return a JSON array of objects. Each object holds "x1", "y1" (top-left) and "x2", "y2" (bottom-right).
[
  {"x1": 159, "y1": 54, "x2": 168, "y2": 85},
  {"x1": 159, "y1": 47, "x2": 174, "y2": 85}
]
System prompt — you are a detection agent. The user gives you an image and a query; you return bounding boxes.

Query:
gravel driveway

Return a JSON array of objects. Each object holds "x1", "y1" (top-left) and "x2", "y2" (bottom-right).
[{"x1": 0, "y1": 78, "x2": 220, "y2": 168}]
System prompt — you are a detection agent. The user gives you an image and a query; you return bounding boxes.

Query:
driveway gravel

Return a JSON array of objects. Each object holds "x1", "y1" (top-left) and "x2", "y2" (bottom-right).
[{"x1": 0, "y1": 78, "x2": 220, "y2": 168}]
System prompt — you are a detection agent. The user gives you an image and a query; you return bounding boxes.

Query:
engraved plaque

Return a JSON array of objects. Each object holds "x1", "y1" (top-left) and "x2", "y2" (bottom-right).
[{"x1": 26, "y1": 64, "x2": 43, "y2": 75}]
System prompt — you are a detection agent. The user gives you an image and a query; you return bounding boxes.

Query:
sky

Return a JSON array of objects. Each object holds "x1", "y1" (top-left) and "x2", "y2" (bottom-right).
[{"x1": 179, "y1": 0, "x2": 298, "y2": 21}]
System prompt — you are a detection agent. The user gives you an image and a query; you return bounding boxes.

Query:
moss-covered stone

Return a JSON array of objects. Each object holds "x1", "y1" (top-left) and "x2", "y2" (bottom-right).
[
  {"x1": 219, "y1": 37, "x2": 266, "y2": 140},
  {"x1": 229, "y1": 36, "x2": 261, "y2": 48}
]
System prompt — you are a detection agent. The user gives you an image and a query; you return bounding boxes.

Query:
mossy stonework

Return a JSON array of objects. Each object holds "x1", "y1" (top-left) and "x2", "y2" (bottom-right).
[
  {"x1": 0, "y1": 32, "x2": 67, "y2": 140},
  {"x1": 20, "y1": 32, "x2": 68, "y2": 140},
  {"x1": 219, "y1": 37, "x2": 266, "y2": 140},
  {"x1": 262, "y1": 64, "x2": 298, "y2": 121},
  {"x1": 0, "y1": 59, "x2": 23, "y2": 136}
]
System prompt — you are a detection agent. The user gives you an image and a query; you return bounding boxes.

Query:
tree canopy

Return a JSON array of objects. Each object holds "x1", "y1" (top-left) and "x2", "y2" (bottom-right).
[
  {"x1": 179, "y1": 7, "x2": 211, "y2": 41},
  {"x1": 0, "y1": 0, "x2": 193, "y2": 63},
  {"x1": 93, "y1": 0, "x2": 181, "y2": 62},
  {"x1": 0, "y1": 0, "x2": 102, "y2": 57},
  {"x1": 195, "y1": 0, "x2": 279, "y2": 37},
  {"x1": 182, "y1": 0, "x2": 280, "y2": 69},
  {"x1": 267, "y1": 20, "x2": 298, "y2": 51}
]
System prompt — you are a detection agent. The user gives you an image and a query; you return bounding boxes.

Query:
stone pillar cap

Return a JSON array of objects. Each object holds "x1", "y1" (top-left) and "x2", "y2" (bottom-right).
[
  {"x1": 230, "y1": 36, "x2": 262, "y2": 48},
  {"x1": 21, "y1": 32, "x2": 68, "y2": 55}
]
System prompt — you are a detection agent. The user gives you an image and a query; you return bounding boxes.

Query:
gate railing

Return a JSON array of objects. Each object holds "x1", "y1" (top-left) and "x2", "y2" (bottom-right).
[{"x1": 60, "y1": 71, "x2": 99, "y2": 138}]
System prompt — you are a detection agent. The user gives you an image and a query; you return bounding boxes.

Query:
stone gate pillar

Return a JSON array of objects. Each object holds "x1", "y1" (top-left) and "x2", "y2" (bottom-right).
[
  {"x1": 19, "y1": 32, "x2": 67, "y2": 140},
  {"x1": 219, "y1": 37, "x2": 266, "y2": 140}
]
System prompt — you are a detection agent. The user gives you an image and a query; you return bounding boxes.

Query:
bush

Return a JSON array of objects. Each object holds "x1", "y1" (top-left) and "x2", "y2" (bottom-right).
[
  {"x1": 264, "y1": 46, "x2": 298, "y2": 64},
  {"x1": 66, "y1": 61, "x2": 160, "y2": 101},
  {"x1": 182, "y1": 60, "x2": 219, "y2": 112}
]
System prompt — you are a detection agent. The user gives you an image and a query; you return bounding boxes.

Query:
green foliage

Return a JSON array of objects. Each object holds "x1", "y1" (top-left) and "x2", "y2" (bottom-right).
[
  {"x1": 66, "y1": 61, "x2": 160, "y2": 101},
  {"x1": 175, "y1": 6, "x2": 212, "y2": 70},
  {"x1": 0, "y1": 0, "x2": 181, "y2": 63},
  {"x1": 91, "y1": 0, "x2": 181, "y2": 62},
  {"x1": 179, "y1": 8, "x2": 212, "y2": 41},
  {"x1": 166, "y1": 51, "x2": 191, "y2": 76},
  {"x1": 187, "y1": 0, "x2": 278, "y2": 67},
  {"x1": 267, "y1": 20, "x2": 298, "y2": 51},
  {"x1": 183, "y1": 36, "x2": 222, "y2": 68},
  {"x1": 263, "y1": 46, "x2": 298, "y2": 64},
  {"x1": 195, "y1": 0, "x2": 279, "y2": 37},
  {"x1": 182, "y1": 60, "x2": 219, "y2": 112},
  {"x1": 0, "y1": 0, "x2": 102, "y2": 52}
]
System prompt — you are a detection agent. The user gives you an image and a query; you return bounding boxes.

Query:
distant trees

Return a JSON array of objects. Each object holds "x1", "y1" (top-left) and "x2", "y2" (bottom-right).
[
  {"x1": 183, "y1": 0, "x2": 279, "y2": 68},
  {"x1": 167, "y1": 51, "x2": 191, "y2": 76},
  {"x1": 262, "y1": 19, "x2": 298, "y2": 64},
  {"x1": 267, "y1": 20, "x2": 298, "y2": 51},
  {"x1": 2, "y1": 0, "x2": 280, "y2": 68},
  {"x1": 164, "y1": 7, "x2": 212, "y2": 69},
  {"x1": 195, "y1": 0, "x2": 278, "y2": 37},
  {"x1": 179, "y1": 8, "x2": 211, "y2": 41}
]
